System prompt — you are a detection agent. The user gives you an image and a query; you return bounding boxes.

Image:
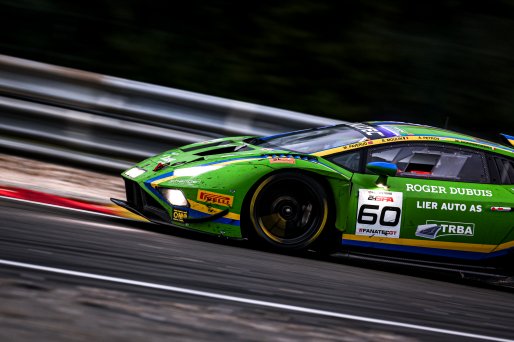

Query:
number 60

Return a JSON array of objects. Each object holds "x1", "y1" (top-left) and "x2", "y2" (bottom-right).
[{"x1": 357, "y1": 204, "x2": 401, "y2": 226}]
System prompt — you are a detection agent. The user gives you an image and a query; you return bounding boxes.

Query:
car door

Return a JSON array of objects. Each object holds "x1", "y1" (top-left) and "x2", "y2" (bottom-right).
[
  {"x1": 344, "y1": 143, "x2": 513, "y2": 259},
  {"x1": 487, "y1": 155, "x2": 514, "y2": 255}
]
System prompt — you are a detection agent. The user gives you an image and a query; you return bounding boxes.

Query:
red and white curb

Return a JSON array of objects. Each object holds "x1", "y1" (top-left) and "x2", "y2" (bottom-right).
[{"x1": 0, "y1": 186, "x2": 143, "y2": 220}]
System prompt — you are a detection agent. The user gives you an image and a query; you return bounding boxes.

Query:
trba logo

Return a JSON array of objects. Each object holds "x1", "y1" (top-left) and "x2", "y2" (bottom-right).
[
  {"x1": 416, "y1": 220, "x2": 475, "y2": 239},
  {"x1": 197, "y1": 190, "x2": 234, "y2": 207}
]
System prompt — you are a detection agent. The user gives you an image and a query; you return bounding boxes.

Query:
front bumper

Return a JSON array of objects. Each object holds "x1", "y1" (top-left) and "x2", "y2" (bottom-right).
[
  {"x1": 115, "y1": 178, "x2": 231, "y2": 224},
  {"x1": 123, "y1": 178, "x2": 170, "y2": 222}
]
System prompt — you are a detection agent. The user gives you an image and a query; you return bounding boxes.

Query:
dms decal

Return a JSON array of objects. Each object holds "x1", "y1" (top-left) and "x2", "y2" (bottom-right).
[
  {"x1": 356, "y1": 189, "x2": 403, "y2": 238},
  {"x1": 415, "y1": 220, "x2": 475, "y2": 239},
  {"x1": 197, "y1": 190, "x2": 234, "y2": 207}
]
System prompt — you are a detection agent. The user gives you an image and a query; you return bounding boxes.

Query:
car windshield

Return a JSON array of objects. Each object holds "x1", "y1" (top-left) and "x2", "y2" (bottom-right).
[{"x1": 251, "y1": 125, "x2": 367, "y2": 153}]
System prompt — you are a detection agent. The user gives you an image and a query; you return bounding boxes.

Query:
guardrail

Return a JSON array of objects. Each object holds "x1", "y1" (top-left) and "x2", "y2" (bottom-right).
[{"x1": 0, "y1": 55, "x2": 345, "y2": 172}]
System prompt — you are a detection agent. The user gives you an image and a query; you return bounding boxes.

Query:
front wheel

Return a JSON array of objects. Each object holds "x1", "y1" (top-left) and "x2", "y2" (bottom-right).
[{"x1": 249, "y1": 172, "x2": 330, "y2": 250}]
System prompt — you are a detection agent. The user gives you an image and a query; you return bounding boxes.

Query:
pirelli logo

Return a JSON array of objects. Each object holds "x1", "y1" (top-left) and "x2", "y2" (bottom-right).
[{"x1": 197, "y1": 190, "x2": 234, "y2": 207}]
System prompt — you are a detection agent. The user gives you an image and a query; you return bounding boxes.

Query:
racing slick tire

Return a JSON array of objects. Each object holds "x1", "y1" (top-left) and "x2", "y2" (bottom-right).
[{"x1": 249, "y1": 172, "x2": 331, "y2": 250}]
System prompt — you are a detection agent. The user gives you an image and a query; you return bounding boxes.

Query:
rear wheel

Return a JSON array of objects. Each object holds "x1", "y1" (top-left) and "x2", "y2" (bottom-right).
[{"x1": 249, "y1": 172, "x2": 330, "y2": 250}]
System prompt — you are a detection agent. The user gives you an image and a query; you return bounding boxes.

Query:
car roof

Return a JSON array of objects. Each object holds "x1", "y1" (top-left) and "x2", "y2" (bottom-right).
[
  {"x1": 313, "y1": 121, "x2": 514, "y2": 157},
  {"x1": 368, "y1": 121, "x2": 482, "y2": 140}
]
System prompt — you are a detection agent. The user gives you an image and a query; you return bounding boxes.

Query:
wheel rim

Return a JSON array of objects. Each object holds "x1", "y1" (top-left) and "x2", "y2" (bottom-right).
[{"x1": 251, "y1": 177, "x2": 327, "y2": 246}]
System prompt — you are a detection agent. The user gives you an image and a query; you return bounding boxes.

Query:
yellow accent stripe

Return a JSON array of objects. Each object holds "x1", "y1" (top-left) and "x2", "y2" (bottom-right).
[
  {"x1": 494, "y1": 239, "x2": 514, "y2": 252},
  {"x1": 313, "y1": 135, "x2": 512, "y2": 157},
  {"x1": 342, "y1": 234, "x2": 496, "y2": 253},
  {"x1": 188, "y1": 199, "x2": 240, "y2": 221},
  {"x1": 151, "y1": 175, "x2": 177, "y2": 188}
]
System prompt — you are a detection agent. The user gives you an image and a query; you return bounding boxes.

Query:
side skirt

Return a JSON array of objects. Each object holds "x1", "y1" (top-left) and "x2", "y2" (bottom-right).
[{"x1": 333, "y1": 249, "x2": 514, "y2": 279}]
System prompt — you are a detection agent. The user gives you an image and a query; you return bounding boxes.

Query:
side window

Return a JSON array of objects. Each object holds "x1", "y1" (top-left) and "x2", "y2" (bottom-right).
[
  {"x1": 494, "y1": 157, "x2": 514, "y2": 184},
  {"x1": 329, "y1": 151, "x2": 361, "y2": 172},
  {"x1": 367, "y1": 144, "x2": 489, "y2": 183}
]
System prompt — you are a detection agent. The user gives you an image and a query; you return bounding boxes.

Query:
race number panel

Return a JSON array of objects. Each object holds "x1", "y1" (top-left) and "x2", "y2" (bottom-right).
[{"x1": 356, "y1": 189, "x2": 403, "y2": 238}]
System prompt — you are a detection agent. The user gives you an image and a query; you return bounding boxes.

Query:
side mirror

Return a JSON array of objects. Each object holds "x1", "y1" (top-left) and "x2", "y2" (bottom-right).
[
  {"x1": 366, "y1": 162, "x2": 398, "y2": 176},
  {"x1": 366, "y1": 162, "x2": 397, "y2": 188}
]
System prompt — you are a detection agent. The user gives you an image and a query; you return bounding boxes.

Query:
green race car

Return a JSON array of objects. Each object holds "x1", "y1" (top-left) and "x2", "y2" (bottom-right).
[{"x1": 112, "y1": 122, "x2": 514, "y2": 267}]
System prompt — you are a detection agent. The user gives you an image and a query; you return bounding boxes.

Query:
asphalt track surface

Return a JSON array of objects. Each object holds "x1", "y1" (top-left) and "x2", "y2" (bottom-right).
[{"x1": 1, "y1": 197, "x2": 514, "y2": 341}]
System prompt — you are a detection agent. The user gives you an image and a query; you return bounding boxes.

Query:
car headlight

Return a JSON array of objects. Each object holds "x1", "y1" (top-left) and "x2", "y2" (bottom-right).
[
  {"x1": 125, "y1": 167, "x2": 146, "y2": 178},
  {"x1": 159, "y1": 188, "x2": 189, "y2": 206}
]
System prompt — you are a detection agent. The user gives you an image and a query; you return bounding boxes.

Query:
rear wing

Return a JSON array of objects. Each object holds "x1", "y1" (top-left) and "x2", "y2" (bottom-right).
[{"x1": 500, "y1": 133, "x2": 514, "y2": 147}]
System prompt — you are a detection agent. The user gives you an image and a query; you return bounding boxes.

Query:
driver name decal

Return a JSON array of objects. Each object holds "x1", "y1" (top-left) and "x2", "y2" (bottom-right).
[{"x1": 356, "y1": 189, "x2": 403, "y2": 238}]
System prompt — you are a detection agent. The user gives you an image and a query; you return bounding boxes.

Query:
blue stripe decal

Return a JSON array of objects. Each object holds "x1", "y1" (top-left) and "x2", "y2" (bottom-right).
[
  {"x1": 341, "y1": 239, "x2": 510, "y2": 260},
  {"x1": 146, "y1": 171, "x2": 175, "y2": 182},
  {"x1": 144, "y1": 183, "x2": 166, "y2": 203},
  {"x1": 501, "y1": 133, "x2": 514, "y2": 141},
  {"x1": 143, "y1": 171, "x2": 175, "y2": 204},
  {"x1": 141, "y1": 171, "x2": 239, "y2": 226},
  {"x1": 187, "y1": 209, "x2": 240, "y2": 226},
  {"x1": 374, "y1": 125, "x2": 399, "y2": 138}
]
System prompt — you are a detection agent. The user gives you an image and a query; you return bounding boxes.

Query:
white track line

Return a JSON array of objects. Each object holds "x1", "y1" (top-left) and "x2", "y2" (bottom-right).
[{"x1": 0, "y1": 259, "x2": 511, "y2": 342}]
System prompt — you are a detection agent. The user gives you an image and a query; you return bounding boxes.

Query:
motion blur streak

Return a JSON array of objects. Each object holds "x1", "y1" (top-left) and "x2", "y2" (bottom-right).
[{"x1": 0, "y1": 259, "x2": 511, "y2": 342}]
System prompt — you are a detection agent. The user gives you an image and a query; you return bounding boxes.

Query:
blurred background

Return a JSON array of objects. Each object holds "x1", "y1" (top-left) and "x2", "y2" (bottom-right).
[
  {"x1": 1, "y1": 0, "x2": 514, "y2": 170},
  {"x1": 3, "y1": 3, "x2": 514, "y2": 340}
]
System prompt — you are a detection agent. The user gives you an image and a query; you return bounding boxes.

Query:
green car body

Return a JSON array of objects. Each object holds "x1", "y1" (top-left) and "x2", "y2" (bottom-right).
[{"x1": 112, "y1": 122, "x2": 514, "y2": 265}]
